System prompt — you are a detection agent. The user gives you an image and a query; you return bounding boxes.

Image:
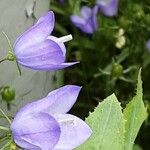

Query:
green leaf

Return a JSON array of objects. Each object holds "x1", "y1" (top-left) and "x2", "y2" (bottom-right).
[
  {"x1": 123, "y1": 69, "x2": 147, "y2": 150},
  {"x1": 77, "y1": 94, "x2": 125, "y2": 150}
]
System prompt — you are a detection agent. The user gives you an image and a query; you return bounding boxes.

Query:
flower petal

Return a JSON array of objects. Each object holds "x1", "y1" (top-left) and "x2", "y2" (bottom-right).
[
  {"x1": 16, "y1": 39, "x2": 65, "y2": 70},
  {"x1": 19, "y1": 61, "x2": 78, "y2": 71},
  {"x1": 97, "y1": 0, "x2": 119, "y2": 16},
  {"x1": 29, "y1": 62, "x2": 79, "y2": 71},
  {"x1": 47, "y1": 36, "x2": 66, "y2": 56},
  {"x1": 71, "y1": 6, "x2": 98, "y2": 34},
  {"x1": 71, "y1": 16, "x2": 85, "y2": 24},
  {"x1": 14, "y1": 11, "x2": 55, "y2": 54},
  {"x1": 13, "y1": 85, "x2": 81, "y2": 120},
  {"x1": 12, "y1": 135, "x2": 40, "y2": 149},
  {"x1": 11, "y1": 113, "x2": 60, "y2": 150},
  {"x1": 47, "y1": 85, "x2": 82, "y2": 114},
  {"x1": 53, "y1": 114, "x2": 92, "y2": 150},
  {"x1": 92, "y1": 6, "x2": 99, "y2": 31},
  {"x1": 81, "y1": 6, "x2": 92, "y2": 19},
  {"x1": 71, "y1": 16, "x2": 94, "y2": 34},
  {"x1": 83, "y1": 19, "x2": 96, "y2": 34},
  {"x1": 71, "y1": 15, "x2": 86, "y2": 28}
]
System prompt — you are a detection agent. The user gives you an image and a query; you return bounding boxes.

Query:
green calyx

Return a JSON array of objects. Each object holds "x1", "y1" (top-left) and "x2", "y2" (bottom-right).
[
  {"x1": 112, "y1": 63, "x2": 123, "y2": 78},
  {"x1": 6, "y1": 51, "x2": 16, "y2": 61}
]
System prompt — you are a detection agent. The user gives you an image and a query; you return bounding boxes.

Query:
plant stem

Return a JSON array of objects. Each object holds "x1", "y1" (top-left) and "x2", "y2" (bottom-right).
[
  {"x1": 2, "y1": 31, "x2": 13, "y2": 51},
  {"x1": 0, "y1": 140, "x2": 12, "y2": 150},
  {"x1": 0, "y1": 126, "x2": 9, "y2": 131},
  {"x1": 0, "y1": 58, "x2": 7, "y2": 63},
  {"x1": 15, "y1": 61, "x2": 21, "y2": 76},
  {"x1": 0, "y1": 114, "x2": 13, "y2": 120},
  {"x1": 0, "y1": 108, "x2": 11, "y2": 124}
]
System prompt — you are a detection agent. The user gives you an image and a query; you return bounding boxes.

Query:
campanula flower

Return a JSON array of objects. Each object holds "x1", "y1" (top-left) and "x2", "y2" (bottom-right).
[
  {"x1": 146, "y1": 39, "x2": 150, "y2": 52},
  {"x1": 96, "y1": 0, "x2": 119, "y2": 16},
  {"x1": 11, "y1": 85, "x2": 92, "y2": 150},
  {"x1": 13, "y1": 11, "x2": 78, "y2": 71},
  {"x1": 71, "y1": 6, "x2": 98, "y2": 34}
]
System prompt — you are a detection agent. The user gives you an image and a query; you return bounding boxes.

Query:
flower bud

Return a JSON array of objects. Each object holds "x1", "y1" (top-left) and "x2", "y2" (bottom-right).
[
  {"x1": 112, "y1": 63, "x2": 123, "y2": 78},
  {"x1": 1, "y1": 86, "x2": 15, "y2": 103}
]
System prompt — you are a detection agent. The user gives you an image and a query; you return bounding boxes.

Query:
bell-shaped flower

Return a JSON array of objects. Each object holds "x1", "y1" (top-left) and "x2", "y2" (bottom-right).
[
  {"x1": 71, "y1": 6, "x2": 98, "y2": 34},
  {"x1": 13, "y1": 11, "x2": 78, "y2": 71},
  {"x1": 96, "y1": 0, "x2": 119, "y2": 16},
  {"x1": 10, "y1": 85, "x2": 92, "y2": 150}
]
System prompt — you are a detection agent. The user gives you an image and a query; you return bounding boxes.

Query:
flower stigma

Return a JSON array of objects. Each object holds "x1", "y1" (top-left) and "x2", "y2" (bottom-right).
[{"x1": 56, "y1": 34, "x2": 73, "y2": 43}]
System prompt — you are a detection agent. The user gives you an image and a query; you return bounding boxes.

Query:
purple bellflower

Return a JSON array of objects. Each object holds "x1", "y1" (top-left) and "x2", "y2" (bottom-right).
[
  {"x1": 71, "y1": 6, "x2": 98, "y2": 34},
  {"x1": 96, "y1": 0, "x2": 119, "y2": 16},
  {"x1": 146, "y1": 39, "x2": 150, "y2": 52},
  {"x1": 10, "y1": 85, "x2": 92, "y2": 150},
  {"x1": 13, "y1": 11, "x2": 78, "y2": 71}
]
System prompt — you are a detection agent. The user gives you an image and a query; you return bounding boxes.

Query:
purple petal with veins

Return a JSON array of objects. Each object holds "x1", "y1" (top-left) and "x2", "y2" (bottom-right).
[
  {"x1": 11, "y1": 85, "x2": 92, "y2": 149},
  {"x1": 14, "y1": 11, "x2": 78, "y2": 71}
]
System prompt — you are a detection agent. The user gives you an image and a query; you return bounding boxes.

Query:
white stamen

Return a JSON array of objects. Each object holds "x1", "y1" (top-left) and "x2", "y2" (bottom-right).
[{"x1": 56, "y1": 34, "x2": 72, "y2": 43}]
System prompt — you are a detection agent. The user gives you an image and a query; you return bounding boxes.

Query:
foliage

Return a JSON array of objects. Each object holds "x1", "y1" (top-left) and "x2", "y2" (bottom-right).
[
  {"x1": 77, "y1": 94, "x2": 125, "y2": 150},
  {"x1": 51, "y1": 0, "x2": 150, "y2": 149},
  {"x1": 0, "y1": 0, "x2": 150, "y2": 149},
  {"x1": 76, "y1": 70, "x2": 147, "y2": 150}
]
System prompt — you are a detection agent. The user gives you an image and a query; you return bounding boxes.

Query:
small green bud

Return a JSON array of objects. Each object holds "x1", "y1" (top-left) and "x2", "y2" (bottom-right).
[
  {"x1": 112, "y1": 63, "x2": 123, "y2": 78},
  {"x1": 1, "y1": 86, "x2": 15, "y2": 103},
  {"x1": 6, "y1": 51, "x2": 16, "y2": 61}
]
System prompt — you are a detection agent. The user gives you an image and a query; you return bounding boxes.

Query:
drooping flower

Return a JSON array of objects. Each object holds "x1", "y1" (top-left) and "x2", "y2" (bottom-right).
[
  {"x1": 13, "y1": 11, "x2": 78, "y2": 71},
  {"x1": 71, "y1": 6, "x2": 98, "y2": 34},
  {"x1": 146, "y1": 39, "x2": 150, "y2": 52},
  {"x1": 11, "y1": 85, "x2": 92, "y2": 150},
  {"x1": 96, "y1": 0, "x2": 119, "y2": 16}
]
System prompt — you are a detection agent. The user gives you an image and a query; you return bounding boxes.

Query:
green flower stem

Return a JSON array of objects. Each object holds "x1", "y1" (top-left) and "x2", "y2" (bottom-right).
[
  {"x1": 0, "y1": 108, "x2": 11, "y2": 124},
  {"x1": 15, "y1": 60, "x2": 21, "y2": 76},
  {"x1": 0, "y1": 58, "x2": 7, "y2": 64},
  {"x1": 0, "y1": 136, "x2": 9, "y2": 143},
  {"x1": 2, "y1": 31, "x2": 13, "y2": 51},
  {"x1": 1, "y1": 31, "x2": 22, "y2": 76},
  {"x1": 0, "y1": 126, "x2": 9, "y2": 131},
  {"x1": 0, "y1": 114, "x2": 13, "y2": 120}
]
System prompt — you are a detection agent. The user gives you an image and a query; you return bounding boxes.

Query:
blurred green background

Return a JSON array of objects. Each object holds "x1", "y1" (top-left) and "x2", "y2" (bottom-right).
[{"x1": 51, "y1": 0, "x2": 150, "y2": 149}]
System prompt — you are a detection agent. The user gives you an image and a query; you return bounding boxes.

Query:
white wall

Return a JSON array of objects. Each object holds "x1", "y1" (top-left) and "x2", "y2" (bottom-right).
[{"x1": 0, "y1": 0, "x2": 63, "y2": 116}]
